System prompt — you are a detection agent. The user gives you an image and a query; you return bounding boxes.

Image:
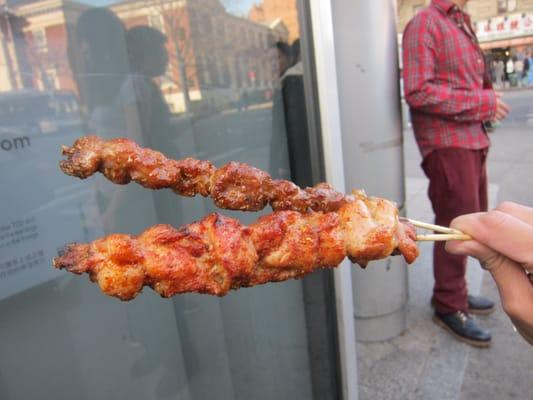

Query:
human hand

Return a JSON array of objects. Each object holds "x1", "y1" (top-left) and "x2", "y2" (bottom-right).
[
  {"x1": 446, "y1": 202, "x2": 533, "y2": 345},
  {"x1": 494, "y1": 92, "x2": 510, "y2": 121},
  {"x1": 446, "y1": 202, "x2": 533, "y2": 273}
]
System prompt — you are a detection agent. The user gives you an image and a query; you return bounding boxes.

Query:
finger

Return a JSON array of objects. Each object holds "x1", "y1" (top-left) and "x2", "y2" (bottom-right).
[
  {"x1": 451, "y1": 211, "x2": 533, "y2": 269},
  {"x1": 494, "y1": 202, "x2": 533, "y2": 227},
  {"x1": 497, "y1": 104, "x2": 510, "y2": 117},
  {"x1": 495, "y1": 91, "x2": 503, "y2": 98},
  {"x1": 495, "y1": 106, "x2": 509, "y2": 120},
  {"x1": 500, "y1": 101, "x2": 511, "y2": 113}
]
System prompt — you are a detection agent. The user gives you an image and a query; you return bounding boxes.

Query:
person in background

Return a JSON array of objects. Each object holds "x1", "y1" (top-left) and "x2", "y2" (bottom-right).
[
  {"x1": 506, "y1": 57, "x2": 515, "y2": 87},
  {"x1": 490, "y1": 59, "x2": 497, "y2": 86},
  {"x1": 402, "y1": 0, "x2": 510, "y2": 347},
  {"x1": 269, "y1": 40, "x2": 293, "y2": 180},
  {"x1": 123, "y1": 25, "x2": 172, "y2": 146},
  {"x1": 66, "y1": 8, "x2": 159, "y2": 235},
  {"x1": 521, "y1": 54, "x2": 529, "y2": 87},
  {"x1": 277, "y1": 39, "x2": 312, "y2": 188},
  {"x1": 238, "y1": 90, "x2": 249, "y2": 111},
  {"x1": 67, "y1": 7, "x2": 130, "y2": 133},
  {"x1": 525, "y1": 49, "x2": 533, "y2": 87},
  {"x1": 124, "y1": 25, "x2": 184, "y2": 228},
  {"x1": 274, "y1": 41, "x2": 292, "y2": 79},
  {"x1": 269, "y1": 39, "x2": 312, "y2": 187},
  {"x1": 446, "y1": 202, "x2": 533, "y2": 346},
  {"x1": 495, "y1": 59, "x2": 505, "y2": 89},
  {"x1": 514, "y1": 56, "x2": 524, "y2": 87}
]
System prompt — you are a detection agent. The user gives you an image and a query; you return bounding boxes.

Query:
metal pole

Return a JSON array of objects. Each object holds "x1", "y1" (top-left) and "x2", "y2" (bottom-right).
[
  {"x1": 331, "y1": 0, "x2": 409, "y2": 342},
  {"x1": 309, "y1": 1, "x2": 359, "y2": 398}
]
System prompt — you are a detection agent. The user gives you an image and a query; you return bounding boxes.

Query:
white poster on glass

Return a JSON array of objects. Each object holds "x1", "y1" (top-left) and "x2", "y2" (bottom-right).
[{"x1": 0, "y1": 127, "x2": 104, "y2": 301}]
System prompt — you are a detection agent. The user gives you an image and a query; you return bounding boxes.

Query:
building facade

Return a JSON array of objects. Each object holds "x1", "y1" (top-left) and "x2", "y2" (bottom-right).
[
  {"x1": 0, "y1": 0, "x2": 288, "y2": 113},
  {"x1": 248, "y1": 0, "x2": 300, "y2": 44},
  {"x1": 398, "y1": 0, "x2": 533, "y2": 35},
  {"x1": 398, "y1": 0, "x2": 533, "y2": 86}
]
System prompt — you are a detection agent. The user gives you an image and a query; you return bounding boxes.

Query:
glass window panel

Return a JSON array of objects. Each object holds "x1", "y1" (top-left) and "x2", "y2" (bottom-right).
[
  {"x1": 0, "y1": 0, "x2": 338, "y2": 399},
  {"x1": 498, "y1": 0, "x2": 508, "y2": 13}
]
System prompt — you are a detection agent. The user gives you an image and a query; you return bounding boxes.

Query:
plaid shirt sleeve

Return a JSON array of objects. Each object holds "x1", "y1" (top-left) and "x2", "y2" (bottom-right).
[{"x1": 402, "y1": 14, "x2": 497, "y2": 123}]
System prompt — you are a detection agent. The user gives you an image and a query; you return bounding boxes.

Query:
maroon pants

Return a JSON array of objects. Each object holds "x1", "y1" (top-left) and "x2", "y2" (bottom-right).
[{"x1": 421, "y1": 148, "x2": 488, "y2": 314}]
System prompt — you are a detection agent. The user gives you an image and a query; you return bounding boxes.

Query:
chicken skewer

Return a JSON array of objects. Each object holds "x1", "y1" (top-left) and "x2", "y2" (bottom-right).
[
  {"x1": 59, "y1": 136, "x2": 470, "y2": 242},
  {"x1": 53, "y1": 193, "x2": 419, "y2": 301},
  {"x1": 59, "y1": 135, "x2": 350, "y2": 213}
]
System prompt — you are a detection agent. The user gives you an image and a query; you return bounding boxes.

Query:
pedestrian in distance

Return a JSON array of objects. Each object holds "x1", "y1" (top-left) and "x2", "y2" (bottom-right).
[
  {"x1": 525, "y1": 49, "x2": 533, "y2": 87},
  {"x1": 514, "y1": 57, "x2": 524, "y2": 87},
  {"x1": 494, "y1": 59, "x2": 504, "y2": 89},
  {"x1": 506, "y1": 57, "x2": 516, "y2": 87},
  {"x1": 402, "y1": 0, "x2": 510, "y2": 347},
  {"x1": 523, "y1": 56, "x2": 529, "y2": 85}
]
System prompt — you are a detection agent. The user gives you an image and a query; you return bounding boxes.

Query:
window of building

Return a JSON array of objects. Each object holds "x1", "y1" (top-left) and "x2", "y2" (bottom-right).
[
  {"x1": 221, "y1": 60, "x2": 231, "y2": 87},
  {"x1": 498, "y1": 0, "x2": 517, "y2": 14},
  {"x1": 207, "y1": 55, "x2": 219, "y2": 85},
  {"x1": 32, "y1": 29, "x2": 47, "y2": 51},
  {"x1": 200, "y1": 55, "x2": 211, "y2": 86},
  {"x1": 218, "y1": 19, "x2": 225, "y2": 38},
  {"x1": 46, "y1": 68, "x2": 58, "y2": 89},
  {"x1": 148, "y1": 13, "x2": 165, "y2": 33}
]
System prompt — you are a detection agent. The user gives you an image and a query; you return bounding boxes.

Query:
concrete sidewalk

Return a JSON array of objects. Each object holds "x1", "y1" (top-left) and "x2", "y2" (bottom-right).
[{"x1": 356, "y1": 126, "x2": 533, "y2": 400}]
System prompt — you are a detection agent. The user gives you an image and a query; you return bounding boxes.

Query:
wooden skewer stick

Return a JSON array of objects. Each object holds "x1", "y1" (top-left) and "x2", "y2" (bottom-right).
[
  {"x1": 416, "y1": 233, "x2": 472, "y2": 242},
  {"x1": 407, "y1": 218, "x2": 464, "y2": 235},
  {"x1": 406, "y1": 218, "x2": 472, "y2": 242}
]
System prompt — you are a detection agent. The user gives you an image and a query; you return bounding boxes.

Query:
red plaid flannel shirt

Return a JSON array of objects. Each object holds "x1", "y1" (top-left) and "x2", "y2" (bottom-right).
[{"x1": 402, "y1": 0, "x2": 496, "y2": 158}]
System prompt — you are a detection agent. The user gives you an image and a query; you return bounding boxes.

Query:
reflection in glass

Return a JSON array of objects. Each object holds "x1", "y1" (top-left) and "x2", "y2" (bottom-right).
[{"x1": 0, "y1": 1, "x2": 337, "y2": 399}]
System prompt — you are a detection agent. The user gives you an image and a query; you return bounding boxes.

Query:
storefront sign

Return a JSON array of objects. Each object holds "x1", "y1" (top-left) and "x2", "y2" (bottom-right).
[{"x1": 475, "y1": 13, "x2": 533, "y2": 42}]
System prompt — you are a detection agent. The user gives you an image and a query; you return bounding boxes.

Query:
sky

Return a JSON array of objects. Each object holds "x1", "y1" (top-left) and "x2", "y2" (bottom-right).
[
  {"x1": 73, "y1": 0, "x2": 260, "y2": 15},
  {"x1": 221, "y1": 0, "x2": 258, "y2": 16}
]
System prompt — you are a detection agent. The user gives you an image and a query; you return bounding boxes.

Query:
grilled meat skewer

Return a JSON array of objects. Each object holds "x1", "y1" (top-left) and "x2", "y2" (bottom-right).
[
  {"x1": 54, "y1": 195, "x2": 419, "y2": 301},
  {"x1": 60, "y1": 135, "x2": 350, "y2": 213}
]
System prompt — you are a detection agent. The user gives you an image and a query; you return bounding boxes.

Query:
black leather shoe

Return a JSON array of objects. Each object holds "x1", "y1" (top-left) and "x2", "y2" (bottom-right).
[
  {"x1": 430, "y1": 295, "x2": 495, "y2": 316},
  {"x1": 433, "y1": 311, "x2": 491, "y2": 348},
  {"x1": 468, "y1": 295, "x2": 495, "y2": 316}
]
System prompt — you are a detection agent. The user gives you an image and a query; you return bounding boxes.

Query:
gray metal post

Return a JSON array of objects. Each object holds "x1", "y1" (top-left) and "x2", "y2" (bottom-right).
[
  {"x1": 309, "y1": 1, "x2": 359, "y2": 397},
  {"x1": 331, "y1": 0, "x2": 409, "y2": 342}
]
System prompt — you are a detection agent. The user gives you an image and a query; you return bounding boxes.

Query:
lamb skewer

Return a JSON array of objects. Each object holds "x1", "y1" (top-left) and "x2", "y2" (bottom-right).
[
  {"x1": 60, "y1": 135, "x2": 351, "y2": 213},
  {"x1": 53, "y1": 194, "x2": 419, "y2": 301},
  {"x1": 59, "y1": 136, "x2": 471, "y2": 243}
]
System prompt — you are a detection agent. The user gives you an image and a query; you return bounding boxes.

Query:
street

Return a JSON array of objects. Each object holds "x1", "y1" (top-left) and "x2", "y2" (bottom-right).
[
  {"x1": 499, "y1": 88, "x2": 533, "y2": 127},
  {"x1": 171, "y1": 106, "x2": 274, "y2": 168}
]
